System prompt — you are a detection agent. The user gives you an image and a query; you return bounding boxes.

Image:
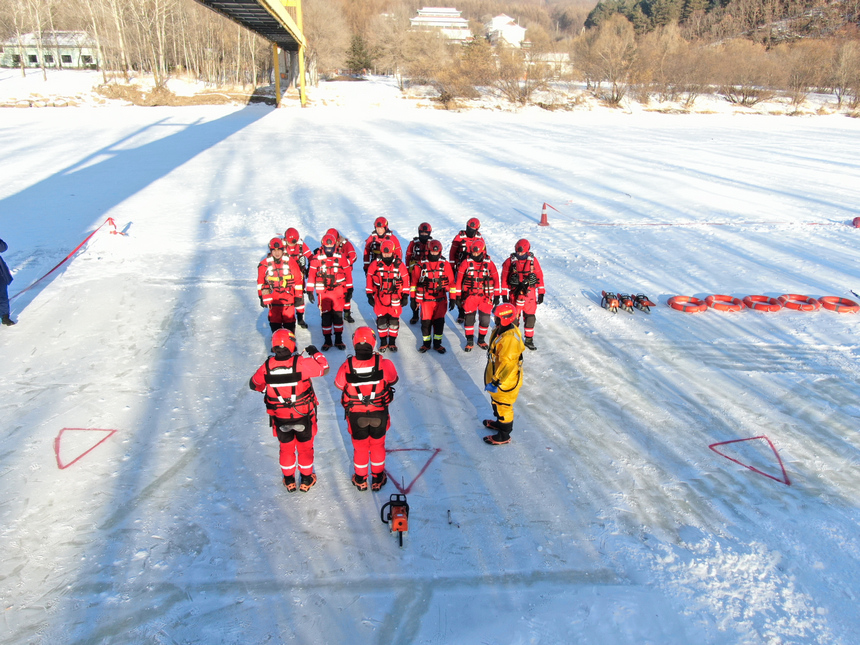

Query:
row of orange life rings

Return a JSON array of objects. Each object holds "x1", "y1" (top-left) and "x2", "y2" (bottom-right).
[{"x1": 667, "y1": 294, "x2": 859, "y2": 314}]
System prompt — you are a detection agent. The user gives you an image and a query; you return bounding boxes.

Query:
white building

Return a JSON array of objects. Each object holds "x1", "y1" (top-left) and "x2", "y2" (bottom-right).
[
  {"x1": 486, "y1": 14, "x2": 527, "y2": 48},
  {"x1": 0, "y1": 31, "x2": 98, "y2": 69},
  {"x1": 410, "y1": 7, "x2": 472, "y2": 43}
]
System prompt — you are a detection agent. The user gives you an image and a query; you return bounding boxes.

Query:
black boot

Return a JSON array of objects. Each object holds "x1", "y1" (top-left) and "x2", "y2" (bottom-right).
[
  {"x1": 418, "y1": 338, "x2": 431, "y2": 353},
  {"x1": 283, "y1": 475, "x2": 297, "y2": 492},
  {"x1": 483, "y1": 422, "x2": 512, "y2": 445},
  {"x1": 321, "y1": 334, "x2": 333, "y2": 351},
  {"x1": 371, "y1": 471, "x2": 387, "y2": 491},
  {"x1": 433, "y1": 337, "x2": 446, "y2": 354},
  {"x1": 524, "y1": 337, "x2": 537, "y2": 351},
  {"x1": 1, "y1": 315, "x2": 15, "y2": 326},
  {"x1": 334, "y1": 332, "x2": 346, "y2": 350},
  {"x1": 299, "y1": 473, "x2": 317, "y2": 492},
  {"x1": 285, "y1": 322, "x2": 296, "y2": 333},
  {"x1": 387, "y1": 337, "x2": 398, "y2": 352},
  {"x1": 409, "y1": 308, "x2": 419, "y2": 325},
  {"x1": 343, "y1": 310, "x2": 355, "y2": 323},
  {"x1": 378, "y1": 336, "x2": 389, "y2": 353},
  {"x1": 296, "y1": 312, "x2": 308, "y2": 329},
  {"x1": 477, "y1": 334, "x2": 488, "y2": 349},
  {"x1": 464, "y1": 336, "x2": 473, "y2": 352}
]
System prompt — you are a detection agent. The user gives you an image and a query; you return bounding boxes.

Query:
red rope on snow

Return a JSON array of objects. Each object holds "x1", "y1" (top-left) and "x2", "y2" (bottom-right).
[{"x1": 10, "y1": 217, "x2": 123, "y2": 301}]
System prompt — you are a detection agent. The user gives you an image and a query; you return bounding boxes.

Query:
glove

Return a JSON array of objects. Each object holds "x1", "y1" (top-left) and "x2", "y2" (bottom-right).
[
  {"x1": 537, "y1": 293, "x2": 544, "y2": 305},
  {"x1": 493, "y1": 296, "x2": 500, "y2": 306},
  {"x1": 367, "y1": 294, "x2": 375, "y2": 307},
  {"x1": 305, "y1": 345, "x2": 319, "y2": 356},
  {"x1": 400, "y1": 294, "x2": 409, "y2": 307},
  {"x1": 485, "y1": 381, "x2": 499, "y2": 393},
  {"x1": 448, "y1": 298, "x2": 457, "y2": 312},
  {"x1": 294, "y1": 295, "x2": 304, "y2": 307},
  {"x1": 248, "y1": 377, "x2": 257, "y2": 391},
  {"x1": 306, "y1": 290, "x2": 315, "y2": 303},
  {"x1": 345, "y1": 287, "x2": 354, "y2": 302},
  {"x1": 259, "y1": 297, "x2": 267, "y2": 308}
]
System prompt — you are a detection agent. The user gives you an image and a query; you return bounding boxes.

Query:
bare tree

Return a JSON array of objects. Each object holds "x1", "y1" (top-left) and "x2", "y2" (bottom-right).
[
  {"x1": 303, "y1": 0, "x2": 349, "y2": 84},
  {"x1": 775, "y1": 40, "x2": 830, "y2": 109},
  {"x1": 830, "y1": 38, "x2": 860, "y2": 108},
  {"x1": 495, "y1": 44, "x2": 550, "y2": 105},
  {"x1": 574, "y1": 14, "x2": 636, "y2": 105}
]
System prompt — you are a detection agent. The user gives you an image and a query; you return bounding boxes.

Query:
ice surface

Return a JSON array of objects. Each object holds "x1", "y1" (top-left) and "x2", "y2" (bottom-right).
[{"x1": 1, "y1": 75, "x2": 859, "y2": 644}]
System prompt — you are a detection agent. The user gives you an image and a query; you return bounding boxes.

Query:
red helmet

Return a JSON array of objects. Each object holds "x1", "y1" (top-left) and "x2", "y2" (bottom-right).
[
  {"x1": 325, "y1": 228, "x2": 339, "y2": 242},
  {"x1": 321, "y1": 235, "x2": 336, "y2": 248},
  {"x1": 353, "y1": 326, "x2": 376, "y2": 348},
  {"x1": 469, "y1": 238, "x2": 486, "y2": 254},
  {"x1": 515, "y1": 239, "x2": 530, "y2": 255},
  {"x1": 427, "y1": 240, "x2": 443, "y2": 255},
  {"x1": 466, "y1": 217, "x2": 480, "y2": 230},
  {"x1": 418, "y1": 222, "x2": 432, "y2": 235},
  {"x1": 272, "y1": 328, "x2": 296, "y2": 353},
  {"x1": 493, "y1": 302, "x2": 518, "y2": 326},
  {"x1": 374, "y1": 216, "x2": 388, "y2": 230},
  {"x1": 284, "y1": 228, "x2": 300, "y2": 244},
  {"x1": 380, "y1": 240, "x2": 395, "y2": 255},
  {"x1": 269, "y1": 237, "x2": 285, "y2": 251}
]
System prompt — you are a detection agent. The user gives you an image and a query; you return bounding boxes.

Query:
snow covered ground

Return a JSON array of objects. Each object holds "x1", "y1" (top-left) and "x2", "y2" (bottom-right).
[{"x1": 1, "y1": 75, "x2": 860, "y2": 644}]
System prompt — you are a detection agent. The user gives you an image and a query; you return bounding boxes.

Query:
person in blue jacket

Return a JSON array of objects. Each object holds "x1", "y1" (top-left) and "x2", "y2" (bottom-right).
[{"x1": 0, "y1": 238, "x2": 15, "y2": 326}]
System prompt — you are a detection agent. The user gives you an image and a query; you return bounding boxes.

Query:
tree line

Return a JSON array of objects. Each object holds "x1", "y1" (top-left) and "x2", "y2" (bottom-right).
[{"x1": 1, "y1": 0, "x2": 859, "y2": 110}]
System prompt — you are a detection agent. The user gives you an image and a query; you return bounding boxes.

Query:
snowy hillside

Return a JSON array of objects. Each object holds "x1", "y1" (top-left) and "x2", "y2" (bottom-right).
[{"x1": 1, "y1": 76, "x2": 860, "y2": 644}]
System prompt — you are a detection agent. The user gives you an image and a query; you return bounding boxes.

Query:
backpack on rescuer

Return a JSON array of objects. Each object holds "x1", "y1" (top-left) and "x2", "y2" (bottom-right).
[
  {"x1": 341, "y1": 354, "x2": 395, "y2": 413},
  {"x1": 263, "y1": 356, "x2": 316, "y2": 412},
  {"x1": 507, "y1": 252, "x2": 538, "y2": 299}
]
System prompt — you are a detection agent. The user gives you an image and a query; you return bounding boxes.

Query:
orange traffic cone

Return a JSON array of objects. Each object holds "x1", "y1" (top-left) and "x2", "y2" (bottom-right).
[{"x1": 539, "y1": 203, "x2": 550, "y2": 227}]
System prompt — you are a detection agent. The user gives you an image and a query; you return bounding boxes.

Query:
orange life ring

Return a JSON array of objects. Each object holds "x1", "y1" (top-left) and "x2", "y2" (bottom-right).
[
  {"x1": 668, "y1": 296, "x2": 708, "y2": 313},
  {"x1": 705, "y1": 294, "x2": 744, "y2": 312},
  {"x1": 742, "y1": 295, "x2": 782, "y2": 312},
  {"x1": 777, "y1": 294, "x2": 820, "y2": 311},
  {"x1": 818, "y1": 296, "x2": 860, "y2": 314}
]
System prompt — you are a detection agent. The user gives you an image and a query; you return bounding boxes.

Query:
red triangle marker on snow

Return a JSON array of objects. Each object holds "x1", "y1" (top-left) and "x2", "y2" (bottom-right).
[
  {"x1": 709, "y1": 436, "x2": 791, "y2": 485},
  {"x1": 54, "y1": 428, "x2": 118, "y2": 470},
  {"x1": 385, "y1": 448, "x2": 441, "y2": 494}
]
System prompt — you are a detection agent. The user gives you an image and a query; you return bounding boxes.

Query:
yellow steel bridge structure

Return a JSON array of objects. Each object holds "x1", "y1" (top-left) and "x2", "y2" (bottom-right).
[{"x1": 193, "y1": 0, "x2": 306, "y2": 106}]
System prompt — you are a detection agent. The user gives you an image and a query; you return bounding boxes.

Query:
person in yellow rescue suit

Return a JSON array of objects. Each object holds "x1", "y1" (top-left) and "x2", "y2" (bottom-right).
[{"x1": 482, "y1": 302, "x2": 525, "y2": 445}]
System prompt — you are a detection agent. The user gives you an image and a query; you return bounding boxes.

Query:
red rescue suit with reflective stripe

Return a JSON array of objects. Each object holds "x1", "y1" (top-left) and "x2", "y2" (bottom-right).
[
  {"x1": 410, "y1": 258, "x2": 455, "y2": 320},
  {"x1": 367, "y1": 256, "x2": 410, "y2": 317},
  {"x1": 455, "y1": 257, "x2": 500, "y2": 315},
  {"x1": 500, "y1": 252, "x2": 545, "y2": 316},
  {"x1": 307, "y1": 250, "x2": 349, "y2": 312},
  {"x1": 363, "y1": 232, "x2": 402, "y2": 272},
  {"x1": 250, "y1": 353, "x2": 329, "y2": 422}
]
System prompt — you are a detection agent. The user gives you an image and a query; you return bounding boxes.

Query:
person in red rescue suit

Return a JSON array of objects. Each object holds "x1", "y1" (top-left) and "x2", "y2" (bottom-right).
[
  {"x1": 334, "y1": 326, "x2": 399, "y2": 492},
  {"x1": 249, "y1": 329, "x2": 330, "y2": 492},
  {"x1": 449, "y1": 217, "x2": 483, "y2": 324},
  {"x1": 482, "y1": 302, "x2": 525, "y2": 445},
  {"x1": 324, "y1": 228, "x2": 358, "y2": 323},
  {"x1": 366, "y1": 239, "x2": 410, "y2": 352},
  {"x1": 363, "y1": 216, "x2": 402, "y2": 274},
  {"x1": 404, "y1": 222, "x2": 434, "y2": 325},
  {"x1": 257, "y1": 238, "x2": 304, "y2": 333},
  {"x1": 453, "y1": 238, "x2": 500, "y2": 352},
  {"x1": 499, "y1": 238, "x2": 545, "y2": 351},
  {"x1": 282, "y1": 227, "x2": 313, "y2": 329},
  {"x1": 410, "y1": 239, "x2": 455, "y2": 354},
  {"x1": 306, "y1": 234, "x2": 349, "y2": 351}
]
